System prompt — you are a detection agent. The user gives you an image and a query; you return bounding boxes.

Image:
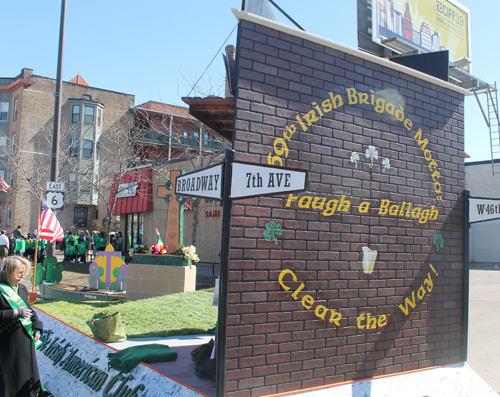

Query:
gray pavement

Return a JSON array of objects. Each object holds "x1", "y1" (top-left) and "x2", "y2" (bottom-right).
[{"x1": 468, "y1": 264, "x2": 500, "y2": 393}]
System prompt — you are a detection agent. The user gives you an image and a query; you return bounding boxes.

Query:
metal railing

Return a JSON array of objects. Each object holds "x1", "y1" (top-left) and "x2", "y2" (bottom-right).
[{"x1": 132, "y1": 129, "x2": 224, "y2": 151}]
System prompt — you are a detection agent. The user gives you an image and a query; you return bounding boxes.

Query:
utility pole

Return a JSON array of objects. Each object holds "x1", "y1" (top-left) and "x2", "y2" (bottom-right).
[{"x1": 47, "y1": 0, "x2": 67, "y2": 257}]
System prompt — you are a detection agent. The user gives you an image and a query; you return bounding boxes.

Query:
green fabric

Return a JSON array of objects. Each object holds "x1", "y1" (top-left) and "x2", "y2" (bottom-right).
[
  {"x1": 14, "y1": 239, "x2": 25, "y2": 251},
  {"x1": 26, "y1": 239, "x2": 36, "y2": 250},
  {"x1": 77, "y1": 240, "x2": 88, "y2": 254},
  {"x1": 66, "y1": 244, "x2": 77, "y2": 255},
  {"x1": 86, "y1": 311, "x2": 127, "y2": 343},
  {"x1": 0, "y1": 283, "x2": 42, "y2": 349},
  {"x1": 107, "y1": 344, "x2": 177, "y2": 373},
  {"x1": 95, "y1": 237, "x2": 107, "y2": 251},
  {"x1": 38, "y1": 239, "x2": 47, "y2": 248}
]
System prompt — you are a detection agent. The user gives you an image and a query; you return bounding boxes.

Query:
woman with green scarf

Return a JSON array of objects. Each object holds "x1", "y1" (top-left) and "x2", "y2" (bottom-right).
[{"x1": 0, "y1": 256, "x2": 43, "y2": 397}]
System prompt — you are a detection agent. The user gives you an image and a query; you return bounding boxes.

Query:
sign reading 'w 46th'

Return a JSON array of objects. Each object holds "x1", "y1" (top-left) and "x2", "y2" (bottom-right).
[{"x1": 469, "y1": 197, "x2": 500, "y2": 224}]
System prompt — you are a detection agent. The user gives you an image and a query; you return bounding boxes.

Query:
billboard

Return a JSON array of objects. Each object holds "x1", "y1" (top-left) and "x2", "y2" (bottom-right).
[{"x1": 372, "y1": 0, "x2": 470, "y2": 65}]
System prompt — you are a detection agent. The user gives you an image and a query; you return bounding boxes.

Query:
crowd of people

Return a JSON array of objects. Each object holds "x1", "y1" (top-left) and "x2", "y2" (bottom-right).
[
  {"x1": 0, "y1": 225, "x2": 126, "y2": 266},
  {"x1": 0, "y1": 226, "x2": 48, "y2": 264},
  {"x1": 60, "y1": 230, "x2": 124, "y2": 263}
]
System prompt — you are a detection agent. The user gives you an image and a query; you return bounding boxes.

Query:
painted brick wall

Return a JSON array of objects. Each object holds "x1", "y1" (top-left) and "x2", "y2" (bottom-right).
[{"x1": 226, "y1": 19, "x2": 465, "y2": 397}]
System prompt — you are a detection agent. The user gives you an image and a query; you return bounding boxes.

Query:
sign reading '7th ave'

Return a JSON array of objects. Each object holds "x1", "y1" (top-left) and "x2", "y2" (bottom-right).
[{"x1": 174, "y1": 160, "x2": 308, "y2": 201}]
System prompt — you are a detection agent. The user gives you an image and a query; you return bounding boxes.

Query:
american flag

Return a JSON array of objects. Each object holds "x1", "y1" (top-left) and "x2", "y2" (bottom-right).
[
  {"x1": 39, "y1": 198, "x2": 64, "y2": 243},
  {"x1": 0, "y1": 177, "x2": 9, "y2": 193}
]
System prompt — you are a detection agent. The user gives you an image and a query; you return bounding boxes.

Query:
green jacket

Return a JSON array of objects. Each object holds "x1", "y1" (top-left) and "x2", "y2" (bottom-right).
[
  {"x1": 77, "y1": 240, "x2": 88, "y2": 255},
  {"x1": 66, "y1": 244, "x2": 77, "y2": 256},
  {"x1": 95, "y1": 237, "x2": 107, "y2": 251},
  {"x1": 26, "y1": 239, "x2": 36, "y2": 250},
  {"x1": 14, "y1": 239, "x2": 25, "y2": 251}
]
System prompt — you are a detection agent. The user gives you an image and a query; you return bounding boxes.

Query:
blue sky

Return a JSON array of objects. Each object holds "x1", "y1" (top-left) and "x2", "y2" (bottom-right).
[{"x1": 2, "y1": 1, "x2": 498, "y2": 161}]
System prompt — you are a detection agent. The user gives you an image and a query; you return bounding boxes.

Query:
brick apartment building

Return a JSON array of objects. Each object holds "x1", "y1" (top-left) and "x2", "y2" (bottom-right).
[
  {"x1": 0, "y1": 68, "x2": 227, "y2": 263},
  {"x1": 0, "y1": 68, "x2": 135, "y2": 234}
]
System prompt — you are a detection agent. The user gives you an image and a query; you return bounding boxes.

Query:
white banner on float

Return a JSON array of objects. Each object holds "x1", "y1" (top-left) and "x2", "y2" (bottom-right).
[{"x1": 34, "y1": 308, "x2": 205, "y2": 397}]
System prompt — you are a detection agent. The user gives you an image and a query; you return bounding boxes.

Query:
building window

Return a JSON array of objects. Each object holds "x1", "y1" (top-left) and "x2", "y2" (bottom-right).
[
  {"x1": 13, "y1": 100, "x2": 18, "y2": 120},
  {"x1": 82, "y1": 140, "x2": 93, "y2": 158},
  {"x1": 71, "y1": 105, "x2": 80, "y2": 123},
  {"x1": 84, "y1": 106, "x2": 95, "y2": 125},
  {"x1": 0, "y1": 171, "x2": 4, "y2": 179},
  {"x1": 9, "y1": 171, "x2": 13, "y2": 186},
  {"x1": 0, "y1": 137, "x2": 6, "y2": 156},
  {"x1": 69, "y1": 139, "x2": 79, "y2": 157},
  {"x1": 7, "y1": 205, "x2": 11, "y2": 227},
  {"x1": 0, "y1": 103, "x2": 8, "y2": 121},
  {"x1": 11, "y1": 134, "x2": 15, "y2": 151},
  {"x1": 97, "y1": 108, "x2": 102, "y2": 127},
  {"x1": 74, "y1": 207, "x2": 87, "y2": 227}
]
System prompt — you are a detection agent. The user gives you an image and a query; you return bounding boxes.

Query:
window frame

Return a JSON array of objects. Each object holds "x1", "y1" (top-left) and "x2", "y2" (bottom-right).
[
  {"x1": 82, "y1": 140, "x2": 93, "y2": 159},
  {"x1": 84, "y1": 106, "x2": 95, "y2": 125},
  {"x1": 13, "y1": 99, "x2": 18, "y2": 120},
  {"x1": 0, "y1": 103, "x2": 9, "y2": 121},
  {"x1": 74, "y1": 207, "x2": 88, "y2": 227},
  {"x1": 69, "y1": 139, "x2": 79, "y2": 157},
  {"x1": 71, "y1": 104, "x2": 81, "y2": 123}
]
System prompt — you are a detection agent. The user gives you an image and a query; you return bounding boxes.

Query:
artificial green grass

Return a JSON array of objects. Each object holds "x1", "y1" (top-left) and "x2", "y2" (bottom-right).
[{"x1": 33, "y1": 291, "x2": 217, "y2": 338}]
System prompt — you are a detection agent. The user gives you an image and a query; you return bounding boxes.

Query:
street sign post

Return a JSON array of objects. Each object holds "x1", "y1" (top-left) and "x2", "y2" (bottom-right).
[{"x1": 175, "y1": 151, "x2": 308, "y2": 397}]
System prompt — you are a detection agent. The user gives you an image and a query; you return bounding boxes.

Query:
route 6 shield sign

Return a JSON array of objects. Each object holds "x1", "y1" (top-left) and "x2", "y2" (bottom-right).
[{"x1": 46, "y1": 192, "x2": 64, "y2": 210}]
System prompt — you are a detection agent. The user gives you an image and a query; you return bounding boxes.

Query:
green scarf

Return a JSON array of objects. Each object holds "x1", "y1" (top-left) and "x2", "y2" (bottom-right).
[{"x1": 0, "y1": 283, "x2": 42, "y2": 349}]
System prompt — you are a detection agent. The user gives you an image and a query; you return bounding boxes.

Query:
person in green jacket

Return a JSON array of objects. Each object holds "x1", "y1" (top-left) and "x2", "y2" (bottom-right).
[
  {"x1": 25, "y1": 236, "x2": 36, "y2": 261},
  {"x1": 14, "y1": 236, "x2": 26, "y2": 257},
  {"x1": 77, "y1": 237, "x2": 88, "y2": 263},
  {"x1": 65, "y1": 239, "x2": 77, "y2": 263},
  {"x1": 95, "y1": 232, "x2": 107, "y2": 253},
  {"x1": 37, "y1": 238, "x2": 47, "y2": 263}
]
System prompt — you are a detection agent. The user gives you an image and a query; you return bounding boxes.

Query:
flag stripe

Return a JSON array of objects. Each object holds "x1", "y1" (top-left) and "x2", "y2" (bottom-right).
[{"x1": 39, "y1": 198, "x2": 64, "y2": 243}]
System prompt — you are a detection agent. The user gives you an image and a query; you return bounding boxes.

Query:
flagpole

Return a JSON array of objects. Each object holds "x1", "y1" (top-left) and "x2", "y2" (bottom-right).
[{"x1": 32, "y1": 188, "x2": 43, "y2": 294}]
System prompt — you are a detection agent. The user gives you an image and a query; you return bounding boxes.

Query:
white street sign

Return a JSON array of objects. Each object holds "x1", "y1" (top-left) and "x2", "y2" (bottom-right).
[
  {"x1": 47, "y1": 181, "x2": 65, "y2": 192},
  {"x1": 46, "y1": 192, "x2": 64, "y2": 210},
  {"x1": 469, "y1": 197, "x2": 500, "y2": 224},
  {"x1": 230, "y1": 161, "x2": 307, "y2": 199},
  {"x1": 174, "y1": 163, "x2": 223, "y2": 200}
]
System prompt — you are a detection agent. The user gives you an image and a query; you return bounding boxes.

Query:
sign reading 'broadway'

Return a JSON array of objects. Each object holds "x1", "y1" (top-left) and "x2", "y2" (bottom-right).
[{"x1": 174, "y1": 160, "x2": 307, "y2": 201}]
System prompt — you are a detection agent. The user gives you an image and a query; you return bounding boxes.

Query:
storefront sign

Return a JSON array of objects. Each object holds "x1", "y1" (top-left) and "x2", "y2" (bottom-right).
[{"x1": 117, "y1": 182, "x2": 138, "y2": 198}]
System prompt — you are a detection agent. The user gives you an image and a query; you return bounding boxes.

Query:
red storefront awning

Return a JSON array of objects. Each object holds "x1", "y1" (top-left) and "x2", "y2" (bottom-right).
[{"x1": 109, "y1": 165, "x2": 153, "y2": 214}]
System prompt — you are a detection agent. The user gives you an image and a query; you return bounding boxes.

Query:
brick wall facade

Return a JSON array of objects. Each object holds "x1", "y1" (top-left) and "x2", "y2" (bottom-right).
[{"x1": 226, "y1": 18, "x2": 465, "y2": 396}]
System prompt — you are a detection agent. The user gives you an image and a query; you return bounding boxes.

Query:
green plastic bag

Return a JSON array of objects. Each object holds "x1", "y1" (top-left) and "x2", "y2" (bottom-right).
[{"x1": 86, "y1": 311, "x2": 127, "y2": 343}]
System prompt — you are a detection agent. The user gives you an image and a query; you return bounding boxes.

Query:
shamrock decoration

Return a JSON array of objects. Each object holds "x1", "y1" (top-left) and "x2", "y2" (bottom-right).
[
  {"x1": 433, "y1": 233, "x2": 444, "y2": 252},
  {"x1": 264, "y1": 221, "x2": 283, "y2": 245},
  {"x1": 382, "y1": 158, "x2": 391, "y2": 173},
  {"x1": 350, "y1": 152, "x2": 360, "y2": 169},
  {"x1": 365, "y1": 145, "x2": 379, "y2": 168}
]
